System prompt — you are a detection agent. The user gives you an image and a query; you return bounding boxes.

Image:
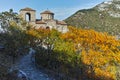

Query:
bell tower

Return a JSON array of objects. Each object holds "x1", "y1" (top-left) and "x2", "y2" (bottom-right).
[{"x1": 20, "y1": 7, "x2": 36, "y2": 22}]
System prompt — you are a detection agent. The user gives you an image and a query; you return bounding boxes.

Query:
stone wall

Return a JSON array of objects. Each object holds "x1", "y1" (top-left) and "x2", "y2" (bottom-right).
[
  {"x1": 41, "y1": 14, "x2": 54, "y2": 21},
  {"x1": 20, "y1": 11, "x2": 36, "y2": 22},
  {"x1": 46, "y1": 20, "x2": 57, "y2": 29},
  {"x1": 57, "y1": 24, "x2": 68, "y2": 33},
  {"x1": 19, "y1": 8, "x2": 68, "y2": 33},
  {"x1": 35, "y1": 24, "x2": 47, "y2": 29}
]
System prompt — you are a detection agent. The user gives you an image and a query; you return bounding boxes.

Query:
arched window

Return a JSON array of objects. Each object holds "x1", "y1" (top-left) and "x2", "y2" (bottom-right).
[
  {"x1": 25, "y1": 13, "x2": 31, "y2": 22},
  {"x1": 46, "y1": 26, "x2": 50, "y2": 29},
  {"x1": 41, "y1": 17, "x2": 42, "y2": 20}
]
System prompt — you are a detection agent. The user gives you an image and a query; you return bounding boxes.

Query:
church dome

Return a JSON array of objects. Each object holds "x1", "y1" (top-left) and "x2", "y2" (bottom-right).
[{"x1": 40, "y1": 10, "x2": 54, "y2": 15}]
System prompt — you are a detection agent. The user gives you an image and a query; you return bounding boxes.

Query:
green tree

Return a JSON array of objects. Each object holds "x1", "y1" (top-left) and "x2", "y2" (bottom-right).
[{"x1": 0, "y1": 9, "x2": 30, "y2": 63}]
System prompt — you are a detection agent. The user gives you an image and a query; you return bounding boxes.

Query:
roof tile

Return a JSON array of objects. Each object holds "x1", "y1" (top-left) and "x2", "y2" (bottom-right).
[
  {"x1": 41, "y1": 10, "x2": 54, "y2": 15},
  {"x1": 20, "y1": 7, "x2": 36, "y2": 11}
]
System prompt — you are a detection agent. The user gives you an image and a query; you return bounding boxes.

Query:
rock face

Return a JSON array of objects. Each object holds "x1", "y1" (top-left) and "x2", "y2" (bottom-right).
[
  {"x1": 95, "y1": 0, "x2": 120, "y2": 18},
  {"x1": 10, "y1": 49, "x2": 54, "y2": 80}
]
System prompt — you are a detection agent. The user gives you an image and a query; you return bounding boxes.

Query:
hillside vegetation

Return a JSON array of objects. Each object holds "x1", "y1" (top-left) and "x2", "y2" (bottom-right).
[
  {"x1": 65, "y1": 0, "x2": 120, "y2": 35},
  {"x1": 0, "y1": 6, "x2": 120, "y2": 80},
  {"x1": 28, "y1": 26, "x2": 120, "y2": 80}
]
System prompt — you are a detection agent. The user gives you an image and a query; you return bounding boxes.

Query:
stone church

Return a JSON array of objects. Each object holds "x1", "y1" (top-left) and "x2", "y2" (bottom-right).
[{"x1": 20, "y1": 7, "x2": 68, "y2": 33}]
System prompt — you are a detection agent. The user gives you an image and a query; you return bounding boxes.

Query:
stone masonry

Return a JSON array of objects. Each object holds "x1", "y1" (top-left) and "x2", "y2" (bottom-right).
[{"x1": 20, "y1": 7, "x2": 68, "y2": 33}]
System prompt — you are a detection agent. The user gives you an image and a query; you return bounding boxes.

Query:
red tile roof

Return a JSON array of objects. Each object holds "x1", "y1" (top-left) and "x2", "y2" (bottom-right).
[
  {"x1": 41, "y1": 10, "x2": 54, "y2": 15},
  {"x1": 20, "y1": 7, "x2": 36, "y2": 11}
]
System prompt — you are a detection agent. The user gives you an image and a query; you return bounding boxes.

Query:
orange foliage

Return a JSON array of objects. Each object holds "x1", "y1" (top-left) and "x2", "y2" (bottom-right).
[
  {"x1": 61, "y1": 26, "x2": 120, "y2": 80},
  {"x1": 26, "y1": 26, "x2": 120, "y2": 79},
  {"x1": 26, "y1": 28, "x2": 50, "y2": 39}
]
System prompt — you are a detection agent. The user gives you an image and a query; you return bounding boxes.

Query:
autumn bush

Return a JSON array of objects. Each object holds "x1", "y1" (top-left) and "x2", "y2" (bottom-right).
[{"x1": 32, "y1": 26, "x2": 120, "y2": 80}]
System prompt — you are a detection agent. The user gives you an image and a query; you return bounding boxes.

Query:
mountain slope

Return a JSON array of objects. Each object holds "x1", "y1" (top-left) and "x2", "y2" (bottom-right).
[{"x1": 65, "y1": 0, "x2": 120, "y2": 35}]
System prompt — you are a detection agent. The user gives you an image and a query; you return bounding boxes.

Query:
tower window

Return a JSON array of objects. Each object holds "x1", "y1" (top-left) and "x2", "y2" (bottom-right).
[
  {"x1": 46, "y1": 26, "x2": 50, "y2": 29},
  {"x1": 25, "y1": 13, "x2": 31, "y2": 22}
]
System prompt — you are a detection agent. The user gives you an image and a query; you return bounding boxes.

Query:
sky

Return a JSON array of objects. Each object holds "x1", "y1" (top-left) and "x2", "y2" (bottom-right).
[{"x1": 0, "y1": 0, "x2": 111, "y2": 20}]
